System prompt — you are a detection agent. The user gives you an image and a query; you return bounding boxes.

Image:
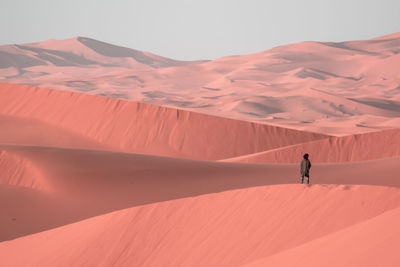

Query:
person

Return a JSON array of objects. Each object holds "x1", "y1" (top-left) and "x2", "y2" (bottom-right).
[{"x1": 300, "y1": 153, "x2": 311, "y2": 184}]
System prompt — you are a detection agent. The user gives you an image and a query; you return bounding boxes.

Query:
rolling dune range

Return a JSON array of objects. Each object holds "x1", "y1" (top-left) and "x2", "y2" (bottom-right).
[
  {"x1": 1, "y1": 33, "x2": 400, "y2": 135},
  {"x1": 1, "y1": 32, "x2": 400, "y2": 267}
]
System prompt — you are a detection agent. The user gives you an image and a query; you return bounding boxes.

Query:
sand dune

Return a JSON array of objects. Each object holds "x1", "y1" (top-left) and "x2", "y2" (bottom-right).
[
  {"x1": 0, "y1": 83, "x2": 327, "y2": 160},
  {"x1": 1, "y1": 142, "x2": 400, "y2": 265},
  {"x1": 226, "y1": 128, "x2": 400, "y2": 163},
  {"x1": 0, "y1": 114, "x2": 111, "y2": 151},
  {"x1": 246, "y1": 206, "x2": 400, "y2": 267},
  {"x1": 2, "y1": 186, "x2": 400, "y2": 266},
  {"x1": 1, "y1": 139, "x2": 400, "y2": 265},
  {"x1": 1, "y1": 33, "x2": 400, "y2": 135},
  {"x1": 1, "y1": 33, "x2": 400, "y2": 266},
  {"x1": 0, "y1": 37, "x2": 203, "y2": 70}
]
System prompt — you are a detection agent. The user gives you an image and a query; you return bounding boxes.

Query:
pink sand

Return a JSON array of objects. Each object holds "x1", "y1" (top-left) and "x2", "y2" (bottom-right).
[{"x1": 0, "y1": 32, "x2": 400, "y2": 267}]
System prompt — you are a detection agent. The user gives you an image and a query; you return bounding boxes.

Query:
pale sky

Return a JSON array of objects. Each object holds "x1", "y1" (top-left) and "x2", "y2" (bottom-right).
[{"x1": 1, "y1": 0, "x2": 399, "y2": 60}]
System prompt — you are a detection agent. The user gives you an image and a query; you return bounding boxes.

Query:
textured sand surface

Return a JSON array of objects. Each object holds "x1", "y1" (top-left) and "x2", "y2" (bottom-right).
[
  {"x1": 0, "y1": 82, "x2": 326, "y2": 160},
  {"x1": 1, "y1": 32, "x2": 400, "y2": 267},
  {"x1": 1, "y1": 33, "x2": 400, "y2": 135}
]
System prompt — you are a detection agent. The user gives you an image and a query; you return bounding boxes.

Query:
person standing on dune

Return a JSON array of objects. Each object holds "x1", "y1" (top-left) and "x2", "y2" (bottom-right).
[{"x1": 300, "y1": 153, "x2": 312, "y2": 184}]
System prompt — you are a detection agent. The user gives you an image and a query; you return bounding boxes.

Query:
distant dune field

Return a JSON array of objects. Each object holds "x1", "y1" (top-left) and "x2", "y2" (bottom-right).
[{"x1": 1, "y1": 33, "x2": 400, "y2": 135}]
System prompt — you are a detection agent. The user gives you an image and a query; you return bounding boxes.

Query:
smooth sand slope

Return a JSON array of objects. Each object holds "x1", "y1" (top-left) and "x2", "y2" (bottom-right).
[
  {"x1": 0, "y1": 82, "x2": 327, "y2": 160},
  {"x1": 246, "y1": 206, "x2": 400, "y2": 267},
  {"x1": 1, "y1": 33, "x2": 400, "y2": 135},
  {"x1": 2, "y1": 142, "x2": 400, "y2": 241},
  {"x1": 1, "y1": 143, "x2": 400, "y2": 265},
  {"x1": 1, "y1": 185, "x2": 400, "y2": 266}
]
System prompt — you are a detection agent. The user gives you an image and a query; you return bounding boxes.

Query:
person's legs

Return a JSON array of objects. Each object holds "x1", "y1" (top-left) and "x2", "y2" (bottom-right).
[
  {"x1": 306, "y1": 176, "x2": 310, "y2": 184},
  {"x1": 301, "y1": 176, "x2": 304, "y2": 184}
]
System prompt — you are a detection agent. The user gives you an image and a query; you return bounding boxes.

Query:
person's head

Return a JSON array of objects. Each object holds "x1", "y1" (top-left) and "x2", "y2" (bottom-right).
[{"x1": 303, "y1": 153, "x2": 309, "y2": 159}]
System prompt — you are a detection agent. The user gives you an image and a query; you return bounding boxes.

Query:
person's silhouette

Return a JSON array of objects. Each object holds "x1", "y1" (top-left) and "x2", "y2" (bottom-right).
[{"x1": 300, "y1": 153, "x2": 311, "y2": 184}]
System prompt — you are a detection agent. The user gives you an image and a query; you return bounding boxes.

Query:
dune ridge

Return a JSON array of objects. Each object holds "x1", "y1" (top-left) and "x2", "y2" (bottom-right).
[
  {"x1": 1, "y1": 141, "x2": 400, "y2": 265},
  {"x1": 1, "y1": 177, "x2": 400, "y2": 266},
  {"x1": 1, "y1": 140, "x2": 400, "y2": 264},
  {"x1": 0, "y1": 149, "x2": 48, "y2": 191},
  {"x1": 0, "y1": 82, "x2": 327, "y2": 160},
  {"x1": 225, "y1": 127, "x2": 400, "y2": 163}
]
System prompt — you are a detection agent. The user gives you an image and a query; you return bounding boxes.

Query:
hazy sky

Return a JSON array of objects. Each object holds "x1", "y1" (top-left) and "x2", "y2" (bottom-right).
[{"x1": 1, "y1": 0, "x2": 399, "y2": 60}]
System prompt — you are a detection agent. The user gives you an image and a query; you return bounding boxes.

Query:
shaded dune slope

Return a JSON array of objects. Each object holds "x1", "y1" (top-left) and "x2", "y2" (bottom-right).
[
  {"x1": 226, "y1": 128, "x2": 400, "y2": 163},
  {"x1": 0, "y1": 36, "x2": 204, "y2": 70},
  {"x1": 0, "y1": 83, "x2": 327, "y2": 160},
  {"x1": 0, "y1": 114, "x2": 111, "y2": 151}
]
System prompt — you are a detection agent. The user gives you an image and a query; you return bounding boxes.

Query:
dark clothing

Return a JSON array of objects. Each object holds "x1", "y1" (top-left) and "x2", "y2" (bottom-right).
[
  {"x1": 300, "y1": 159, "x2": 311, "y2": 184},
  {"x1": 300, "y1": 159, "x2": 311, "y2": 177}
]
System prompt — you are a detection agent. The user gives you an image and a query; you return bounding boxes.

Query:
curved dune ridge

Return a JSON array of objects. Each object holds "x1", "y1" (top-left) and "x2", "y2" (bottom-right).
[
  {"x1": 0, "y1": 34, "x2": 400, "y2": 266},
  {"x1": 1, "y1": 32, "x2": 400, "y2": 135},
  {"x1": 1, "y1": 143, "x2": 400, "y2": 265},
  {"x1": 225, "y1": 128, "x2": 400, "y2": 163},
  {"x1": 1, "y1": 142, "x2": 400, "y2": 242},
  {"x1": 1, "y1": 183, "x2": 400, "y2": 266},
  {"x1": 0, "y1": 82, "x2": 327, "y2": 160},
  {"x1": 0, "y1": 150, "x2": 48, "y2": 191}
]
